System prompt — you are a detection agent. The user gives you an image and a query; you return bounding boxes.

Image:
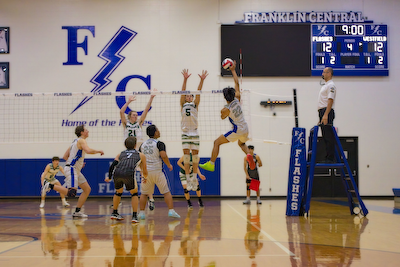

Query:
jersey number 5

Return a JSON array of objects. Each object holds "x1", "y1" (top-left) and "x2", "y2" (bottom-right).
[{"x1": 185, "y1": 108, "x2": 191, "y2": 116}]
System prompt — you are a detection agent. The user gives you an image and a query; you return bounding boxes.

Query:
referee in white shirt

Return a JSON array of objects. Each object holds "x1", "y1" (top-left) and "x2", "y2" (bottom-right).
[{"x1": 318, "y1": 67, "x2": 336, "y2": 163}]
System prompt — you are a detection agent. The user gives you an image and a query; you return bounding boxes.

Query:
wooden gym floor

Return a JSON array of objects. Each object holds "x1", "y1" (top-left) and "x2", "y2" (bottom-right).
[{"x1": 0, "y1": 197, "x2": 400, "y2": 267}]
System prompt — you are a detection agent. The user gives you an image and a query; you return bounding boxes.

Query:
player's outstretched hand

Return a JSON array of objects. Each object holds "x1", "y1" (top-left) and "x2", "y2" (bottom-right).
[
  {"x1": 229, "y1": 60, "x2": 237, "y2": 71},
  {"x1": 128, "y1": 95, "x2": 136, "y2": 103},
  {"x1": 151, "y1": 88, "x2": 157, "y2": 97},
  {"x1": 199, "y1": 174, "x2": 206, "y2": 180},
  {"x1": 104, "y1": 177, "x2": 112, "y2": 183},
  {"x1": 182, "y1": 69, "x2": 191, "y2": 79},
  {"x1": 167, "y1": 164, "x2": 173, "y2": 171},
  {"x1": 198, "y1": 70, "x2": 208, "y2": 80},
  {"x1": 99, "y1": 150, "x2": 104, "y2": 156}
]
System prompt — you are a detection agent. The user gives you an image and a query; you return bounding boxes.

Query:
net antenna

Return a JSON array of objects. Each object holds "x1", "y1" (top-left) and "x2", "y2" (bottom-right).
[
  {"x1": 239, "y1": 48, "x2": 243, "y2": 92},
  {"x1": 293, "y1": 88, "x2": 299, "y2": 127}
]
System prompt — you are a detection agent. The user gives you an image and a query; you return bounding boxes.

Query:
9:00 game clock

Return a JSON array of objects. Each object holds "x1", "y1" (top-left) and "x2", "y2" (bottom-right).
[{"x1": 311, "y1": 24, "x2": 388, "y2": 76}]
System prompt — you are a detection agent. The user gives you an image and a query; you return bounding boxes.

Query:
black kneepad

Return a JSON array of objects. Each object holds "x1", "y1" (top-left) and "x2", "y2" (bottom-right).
[
  {"x1": 131, "y1": 192, "x2": 138, "y2": 197},
  {"x1": 67, "y1": 188, "x2": 77, "y2": 197},
  {"x1": 184, "y1": 189, "x2": 189, "y2": 194},
  {"x1": 115, "y1": 192, "x2": 123, "y2": 197},
  {"x1": 196, "y1": 185, "x2": 201, "y2": 191}
]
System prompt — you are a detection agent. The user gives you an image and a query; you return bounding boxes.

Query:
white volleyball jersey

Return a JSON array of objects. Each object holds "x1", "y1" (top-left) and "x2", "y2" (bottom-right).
[
  {"x1": 318, "y1": 80, "x2": 336, "y2": 110},
  {"x1": 66, "y1": 138, "x2": 86, "y2": 172},
  {"x1": 124, "y1": 121, "x2": 143, "y2": 142},
  {"x1": 140, "y1": 138, "x2": 163, "y2": 172},
  {"x1": 181, "y1": 102, "x2": 198, "y2": 136},
  {"x1": 0, "y1": 30, "x2": 7, "y2": 53},
  {"x1": 0, "y1": 68, "x2": 5, "y2": 86},
  {"x1": 44, "y1": 163, "x2": 61, "y2": 180},
  {"x1": 226, "y1": 98, "x2": 248, "y2": 131}
]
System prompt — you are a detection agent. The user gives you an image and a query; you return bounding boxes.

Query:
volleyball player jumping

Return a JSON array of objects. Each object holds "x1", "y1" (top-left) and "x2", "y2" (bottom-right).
[{"x1": 199, "y1": 60, "x2": 255, "y2": 172}]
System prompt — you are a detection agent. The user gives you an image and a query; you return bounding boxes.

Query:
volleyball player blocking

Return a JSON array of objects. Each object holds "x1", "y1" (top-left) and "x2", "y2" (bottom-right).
[
  {"x1": 200, "y1": 60, "x2": 255, "y2": 172},
  {"x1": 119, "y1": 93, "x2": 156, "y2": 210},
  {"x1": 180, "y1": 69, "x2": 208, "y2": 183}
]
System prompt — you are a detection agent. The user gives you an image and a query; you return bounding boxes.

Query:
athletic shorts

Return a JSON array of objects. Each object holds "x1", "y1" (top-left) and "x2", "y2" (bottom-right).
[
  {"x1": 114, "y1": 176, "x2": 137, "y2": 191},
  {"x1": 64, "y1": 166, "x2": 87, "y2": 188},
  {"x1": 45, "y1": 177, "x2": 60, "y2": 185},
  {"x1": 182, "y1": 134, "x2": 200, "y2": 150},
  {"x1": 224, "y1": 126, "x2": 249, "y2": 143},
  {"x1": 141, "y1": 170, "x2": 170, "y2": 195}
]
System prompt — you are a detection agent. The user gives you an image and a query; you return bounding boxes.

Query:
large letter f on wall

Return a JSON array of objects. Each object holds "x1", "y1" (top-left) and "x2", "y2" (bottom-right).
[{"x1": 62, "y1": 26, "x2": 95, "y2": 65}]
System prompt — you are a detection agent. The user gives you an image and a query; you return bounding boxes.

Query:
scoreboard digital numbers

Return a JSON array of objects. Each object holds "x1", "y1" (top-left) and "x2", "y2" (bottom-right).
[{"x1": 311, "y1": 24, "x2": 388, "y2": 76}]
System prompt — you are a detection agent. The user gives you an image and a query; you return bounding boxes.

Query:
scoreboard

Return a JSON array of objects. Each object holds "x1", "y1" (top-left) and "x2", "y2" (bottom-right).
[
  {"x1": 311, "y1": 24, "x2": 388, "y2": 76},
  {"x1": 221, "y1": 23, "x2": 389, "y2": 76}
]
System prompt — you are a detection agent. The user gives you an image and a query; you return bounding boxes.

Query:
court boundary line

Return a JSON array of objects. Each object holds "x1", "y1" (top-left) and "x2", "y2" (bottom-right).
[
  {"x1": 227, "y1": 203, "x2": 295, "y2": 256},
  {"x1": 0, "y1": 235, "x2": 37, "y2": 255}
]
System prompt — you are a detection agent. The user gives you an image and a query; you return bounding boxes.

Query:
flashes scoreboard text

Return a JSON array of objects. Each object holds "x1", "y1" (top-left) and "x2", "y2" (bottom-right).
[{"x1": 311, "y1": 24, "x2": 388, "y2": 76}]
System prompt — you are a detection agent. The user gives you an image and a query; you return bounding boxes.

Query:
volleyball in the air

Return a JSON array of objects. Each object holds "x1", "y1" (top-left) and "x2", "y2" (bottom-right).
[{"x1": 222, "y1": 58, "x2": 234, "y2": 69}]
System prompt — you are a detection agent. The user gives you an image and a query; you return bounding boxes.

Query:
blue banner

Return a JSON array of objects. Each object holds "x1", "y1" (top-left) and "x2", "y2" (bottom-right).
[
  {"x1": 0, "y1": 158, "x2": 220, "y2": 197},
  {"x1": 286, "y1": 127, "x2": 307, "y2": 216}
]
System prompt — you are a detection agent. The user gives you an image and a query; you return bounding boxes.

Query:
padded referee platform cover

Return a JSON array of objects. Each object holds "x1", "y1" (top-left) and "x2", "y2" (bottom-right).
[
  {"x1": 393, "y1": 188, "x2": 400, "y2": 197},
  {"x1": 286, "y1": 127, "x2": 307, "y2": 216},
  {"x1": 249, "y1": 179, "x2": 260, "y2": 191}
]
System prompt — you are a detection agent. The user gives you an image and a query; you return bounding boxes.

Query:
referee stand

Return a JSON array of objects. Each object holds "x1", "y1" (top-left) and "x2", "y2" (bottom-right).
[{"x1": 303, "y1": 125, "x2": 368, "y2": 217}]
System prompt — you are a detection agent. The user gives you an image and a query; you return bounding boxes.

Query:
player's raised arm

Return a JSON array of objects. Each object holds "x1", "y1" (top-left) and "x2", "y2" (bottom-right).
[
  {"x1": 229, "y1": 61, "x2": 241, "y2": 102},
  {"x1": 180, "y1": 69, "x2": 191, "y2": 107},
  {"x1": 78, "y1": 139, "x2": 104, "y2": 155},
  {"x1": 194, "y1": 70, "x2": 208, "y2": 107},
  {"x1": 120, "y1": 95, "x2": 136, "y2": 127},
  {"x1": 139, "y1": 92, "x2": 156, "y2": 126}
]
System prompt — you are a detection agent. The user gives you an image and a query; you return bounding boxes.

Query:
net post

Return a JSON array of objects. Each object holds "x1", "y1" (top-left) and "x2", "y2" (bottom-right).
[{"x1": 293, "y1": 88, "x2": 299, "y2": 127}]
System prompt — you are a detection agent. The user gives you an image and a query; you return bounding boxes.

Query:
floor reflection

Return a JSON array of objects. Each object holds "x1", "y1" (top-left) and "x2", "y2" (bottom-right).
[
  {"x1": 138, "y1": 219, "x2": 180, "y2": 267},
  {"x1": 106, "y1": 223, "x2": 139, "y2": 267},
  {"x1": 286, "y1": 214, "x2": 369, "y2": 266},
  {"x1": 3, "y1": 198, "x2": 398, "y2": 267},
  {"x1": 244, "y1": 205, "x2": 263, "y2": 267},
  {"x1": 40, "y1": 209, "x2": 91, "y2": 265},
  {"x1": 179, "y1": 208, "x2": 204, "y2": 267}
]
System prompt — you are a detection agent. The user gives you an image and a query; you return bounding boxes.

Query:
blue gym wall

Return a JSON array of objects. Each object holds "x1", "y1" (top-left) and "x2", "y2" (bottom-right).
[{"x1": 0, "y1": 158, "x2": 220, "y2": 197}]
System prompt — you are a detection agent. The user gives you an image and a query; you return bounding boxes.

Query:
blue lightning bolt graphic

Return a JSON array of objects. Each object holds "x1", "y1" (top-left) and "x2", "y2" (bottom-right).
[{"x1": 70, "y1": 26, "x2": 137, "y2": 114}]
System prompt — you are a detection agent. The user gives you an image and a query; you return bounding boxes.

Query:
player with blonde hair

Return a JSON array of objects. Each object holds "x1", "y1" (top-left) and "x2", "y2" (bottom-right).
[
  {"x1": 120, "y1": 93, "x2": 156, "y2": 210},
  {"x1": 180, "y1": 69, "x2": 208, "y2": 186}
]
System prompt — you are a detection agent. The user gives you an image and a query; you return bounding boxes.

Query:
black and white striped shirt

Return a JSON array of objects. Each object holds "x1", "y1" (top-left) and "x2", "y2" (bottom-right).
[{"x1": 113, "y1": 149, "x2": 141, "y2": 179}]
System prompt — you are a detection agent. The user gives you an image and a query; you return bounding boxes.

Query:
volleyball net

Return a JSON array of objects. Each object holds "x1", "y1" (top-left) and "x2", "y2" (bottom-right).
[{"x1": 0, "y1": 90, "x2": 252, "y2": 144}]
